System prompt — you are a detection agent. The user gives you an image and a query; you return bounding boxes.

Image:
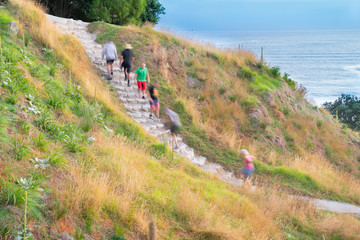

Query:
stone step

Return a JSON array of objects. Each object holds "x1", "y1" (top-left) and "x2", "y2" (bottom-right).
[
  {"x1": 141, "y1": 123, "x2": 159, "y2": 132},
  {"x1": 191, "y1": 156, "x2": 207, "y2": 166},
  {"x1": 124, "y1": 104, "x2": 150, "y2": 112},
  {"x1": 133, "y1": 117, "x2": 147, "y2": 124}
]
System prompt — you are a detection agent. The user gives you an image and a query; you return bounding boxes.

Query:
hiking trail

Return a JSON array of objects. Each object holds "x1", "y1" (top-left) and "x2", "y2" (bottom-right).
[{"x1": 46, "y1": 14, "x2": 360, "y2": 216}]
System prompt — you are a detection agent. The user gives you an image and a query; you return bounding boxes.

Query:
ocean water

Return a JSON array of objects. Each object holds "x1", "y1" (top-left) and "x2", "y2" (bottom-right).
[{"x1": 177, "y1": 30, "x2": 360, "y2": 105}]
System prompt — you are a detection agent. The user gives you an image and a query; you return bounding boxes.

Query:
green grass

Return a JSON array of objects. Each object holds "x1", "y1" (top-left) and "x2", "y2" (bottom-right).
[
  {"x1": 254, "y1": 161, "x2": 352, "y2": 203},
  {"x1": 172, "y1": 99, "x2": 240, "y2": 168}
]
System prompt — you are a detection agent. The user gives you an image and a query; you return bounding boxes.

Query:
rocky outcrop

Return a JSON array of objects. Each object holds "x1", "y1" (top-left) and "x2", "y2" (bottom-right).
[
  {"x1": 7, "y1": 21, "x2": 19, "y2": 34},
  {"x1": 250, "y1": 105, "x2": 270, "y2": 123}
]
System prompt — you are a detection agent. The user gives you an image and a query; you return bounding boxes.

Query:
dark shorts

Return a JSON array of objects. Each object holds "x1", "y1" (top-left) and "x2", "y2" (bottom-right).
[
  {"x1": 170, "y1": 124, "x2": 180, "y2": 134},
  {"x1": 122, "y1": 62, "x2": 132, "y2": 72},
  {"x1": 137, "y1": 81, "x2": 146, "y2": 90},
  {"x1": 150, "y1": 98, "x2": 159, "y2": 108},
  {"x1": 106, "y1": 59, "x2": 114, "y2": 64},
  {"x1": 242, "y1": 168, "x2": 254, "y2": 178}
]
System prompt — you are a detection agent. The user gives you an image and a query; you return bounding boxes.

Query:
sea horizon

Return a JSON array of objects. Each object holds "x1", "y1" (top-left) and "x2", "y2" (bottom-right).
[{"x1": 156, "y1": 28, "x2": 360, "y2": 106}]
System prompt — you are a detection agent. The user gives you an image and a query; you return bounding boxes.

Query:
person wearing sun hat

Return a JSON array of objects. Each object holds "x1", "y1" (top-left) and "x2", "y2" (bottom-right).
[
  {"x1": 240, "y1": 149, "x2": 255, "y2": 180},
  {"x1": 120, "y1": 43, "x2": 135, "y2": 86}
]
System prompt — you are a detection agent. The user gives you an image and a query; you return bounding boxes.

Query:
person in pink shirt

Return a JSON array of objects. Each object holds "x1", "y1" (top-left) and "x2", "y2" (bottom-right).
[{"x1": 240, "y1": 149, "x2": 255, "y2": 179}]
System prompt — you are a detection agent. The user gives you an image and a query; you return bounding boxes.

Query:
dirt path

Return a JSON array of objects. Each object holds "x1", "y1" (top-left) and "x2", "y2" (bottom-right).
[{"x1": 46, "y1": 14, "x2": 360, "y2": 216}]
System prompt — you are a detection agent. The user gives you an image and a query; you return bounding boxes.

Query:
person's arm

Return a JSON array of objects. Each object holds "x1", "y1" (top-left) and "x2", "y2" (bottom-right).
[
  {"x1": 134, "y1": 73, "x2": 137, "y2": 83},
  {"x1": 147, "y1": 73, "x2": 150, "y2": 83},
  {"x1": 147, "y1": 89, "x2": 153, "y2": 102},
  {"x1": 114, "y1": 49, "x2": 118, "y2": 62}
]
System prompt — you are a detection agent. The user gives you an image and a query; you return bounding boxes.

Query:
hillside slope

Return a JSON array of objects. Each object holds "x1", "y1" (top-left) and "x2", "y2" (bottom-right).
[
  {"x1": 88, "y1": 21, "x2": 360, "y2": 204},
  {"x1": 0, "y1": 0, "x2": 360, "y2": 239}
]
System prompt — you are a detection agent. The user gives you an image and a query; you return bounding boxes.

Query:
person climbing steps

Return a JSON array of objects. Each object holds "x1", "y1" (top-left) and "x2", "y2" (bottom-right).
[
  {"x1": 240, "y1": 149, "x2": 255, "y2": 185},
  {"x1": 134, "y1": 63, "x2": 150, "y2": 99},
  {"x1": 165, "y1": 107, "x2": 181, "y2": 149},
  {"x1": 147, "y1": 81, "x2": 160, "y2": 119},
  {"x1": 102, "y1": 40, "x2": 118, "y2": 80},
  {"x1": 120, "y1": 44, "x2": 134, "y2": 87}
]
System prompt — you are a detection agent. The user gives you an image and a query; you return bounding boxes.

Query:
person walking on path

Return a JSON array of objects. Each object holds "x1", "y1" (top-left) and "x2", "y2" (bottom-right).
[
  {"x1": 134, "y1": 63, "x2": 150, "y2": 99},
  {"x1": 147, "y1": 81, "x2": 160, "y2": 118},
  {"x1": 240, "y1": 149, "x2": 255, "y2": 183},
  {"x1": 102, "y1": 40, "x2": 118, "y2": 79},
  {"x1": 120, "y1": 43, "x2": 134, "y2": 86},
  {"x1": 165, "y1": 107, "x2": 181, "y2": 149}
]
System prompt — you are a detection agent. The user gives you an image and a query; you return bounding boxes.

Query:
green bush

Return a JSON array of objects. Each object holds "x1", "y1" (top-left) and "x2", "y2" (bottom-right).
[
  {"x1": 283, "y1": 72, "x2": 296, "y2": 88},
  {"x1": 270, "y1": 67, "x2": 281, "y2": 78},
  {"x1": 316, "y1": 120, "x2": 323, "y2": 129},
  {"x1": 218, "y1": 86, "x2": 226, "y2": 95}
]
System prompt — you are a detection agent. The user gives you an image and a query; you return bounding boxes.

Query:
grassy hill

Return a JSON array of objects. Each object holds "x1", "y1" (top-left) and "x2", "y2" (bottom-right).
[
  {"x1": 0, "y1": 0, "x2": 359, "y2": 239},
  {"x1": 89, "y1": 21, "x2": 360, "y2": 203}
]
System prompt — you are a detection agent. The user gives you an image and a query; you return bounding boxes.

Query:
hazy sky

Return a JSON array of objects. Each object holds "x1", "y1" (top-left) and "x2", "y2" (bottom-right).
[{"x1": 157, "y1": 0, "x2": 360, "y2": 31}]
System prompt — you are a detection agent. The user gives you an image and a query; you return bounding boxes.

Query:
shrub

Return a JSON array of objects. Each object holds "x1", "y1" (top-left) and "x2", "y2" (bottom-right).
[
  {"x1": 270, "y1": 67, "x2": 281, "y2": 78},
  {"x1": 316, "y1": 120, "x2": 323, "y2": 129},
  {"x1": 324, "y1": 94, "x2": 360, "y2": 131},
  {"x1": 283, "y1": 72, "x2": 296, "y2": 88},
  {"x1": 218, "y1": 86, "x2": 226, "y2": 95},
  {"x1": 12, "y1": 139, "x2": 29, "y2": 161}
]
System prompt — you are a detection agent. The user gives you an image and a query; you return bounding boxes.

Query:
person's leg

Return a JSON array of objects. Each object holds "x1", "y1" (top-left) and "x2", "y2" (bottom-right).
[
  {"x1": 150, "y1": 101, "x2": 154, "y2": 118},
  {"x1": 137, "y1": 81, "x2": 141, "y2": 96},
  {"x1": 127, "y1": 65, "x2": 132, "y2": 86},
  {"x1": 106, "y1": 63, "x2": 111, "y2": 76},
  {"x1": 172, "y1": 133, "x2": 178, "y2": 148},
  {"x1": 155, "y1": 100, "x2": 160, "y2": 118},
  {"x1": 141, "y1": 82, "x2": 146, "y2": 98},
  {"x1": 123, "y1": 65, "x2": 128, "y2": 80},
  {"x1": 110, "y1": 62, "x2": 114, "y2": 75}
]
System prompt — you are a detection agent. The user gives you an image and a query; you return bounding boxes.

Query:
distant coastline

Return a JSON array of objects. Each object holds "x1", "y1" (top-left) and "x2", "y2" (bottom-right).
[{"x1": 156, "y1": 28, "x2": 360, "y2": 105}]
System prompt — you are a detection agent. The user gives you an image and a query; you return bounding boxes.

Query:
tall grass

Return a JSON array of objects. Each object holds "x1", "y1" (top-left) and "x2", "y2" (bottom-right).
[{"x1": 4, "y1": 1, "x2": 360, "y2": 239}]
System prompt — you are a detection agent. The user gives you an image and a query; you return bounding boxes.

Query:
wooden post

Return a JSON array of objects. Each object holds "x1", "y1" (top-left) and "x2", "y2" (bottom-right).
[
  {"x1": 260, "y1": 47, "x2": 264, "y2": 64},
  {"x1": 172, "y1": 138, "x2": 174, "y2": 161},
  {"x1": 149, "y1": 220, "x2": 156, "y2": 240}
]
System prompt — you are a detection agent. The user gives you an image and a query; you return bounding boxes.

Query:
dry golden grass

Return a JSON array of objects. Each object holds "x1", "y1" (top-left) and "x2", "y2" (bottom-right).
[
  {"x1": 52, "y1": 129, "x2": 284, "y2": 239},
  {"x1": 9, "y1": 0, "x2": 141, "y2": 133},
  {"x1": 290, "y1": 153, "x2": 360, "y2": 201},
  {"x1": 8, "y1": 1, "x2": 360, "y2": 239}
]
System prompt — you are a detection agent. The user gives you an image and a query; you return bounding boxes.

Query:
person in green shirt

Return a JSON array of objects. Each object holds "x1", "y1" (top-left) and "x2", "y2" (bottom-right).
[{"x1": 134, "y1": 63, "x2": 150, "y2": 99}]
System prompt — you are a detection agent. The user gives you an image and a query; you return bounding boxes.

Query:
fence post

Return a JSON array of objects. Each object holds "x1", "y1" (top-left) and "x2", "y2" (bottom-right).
[
  {"x1": 149, "y1": 220, "x2": 156, "y2": 240},
  {"x1": 260, "y1": 47, "x2": 264, "y2": 64}
]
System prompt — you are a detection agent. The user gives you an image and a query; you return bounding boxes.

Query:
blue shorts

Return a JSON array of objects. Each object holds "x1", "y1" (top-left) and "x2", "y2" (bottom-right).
[
  {"x1": 150, "y1": 98, "x2": 159, "y2": 108},
  {"x1": 242, "y1": 168, "x2": 254, "y2": 178}
]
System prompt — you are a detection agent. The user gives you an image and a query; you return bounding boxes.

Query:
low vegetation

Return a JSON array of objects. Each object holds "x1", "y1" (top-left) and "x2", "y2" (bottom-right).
[{"x1": 0, "y1": 0, "x2": 359, "y2": 239}]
